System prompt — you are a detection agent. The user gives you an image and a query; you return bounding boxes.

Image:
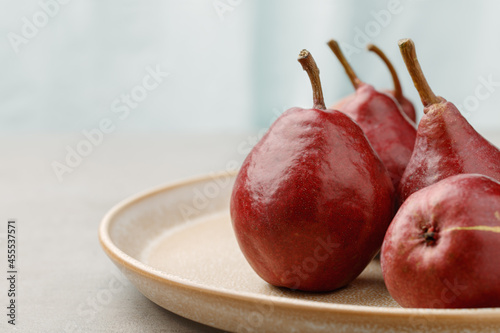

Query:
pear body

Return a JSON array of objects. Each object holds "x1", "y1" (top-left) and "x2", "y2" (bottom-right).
[
  {"x1": 342, "y1": 84, "x2": 416, "y2": 190},
  {"x1": 398, "y1": 99, "x2": 500, "y2": 202},
  {"x1": 230, "y1": 107, "x2": 394, "y2": 291},
  {"x1": 383, "y1": 89, "x2": 416, "y2": 123},
  {"x1": 332, "y1": 90, "x2": 416, "y2": 124},
  {"x1": 382, "y1": 174, "x2": 500, "y2": 308}
]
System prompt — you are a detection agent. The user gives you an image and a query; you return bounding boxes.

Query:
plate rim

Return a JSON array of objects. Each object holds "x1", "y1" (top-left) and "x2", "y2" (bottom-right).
[{"x1": 98, "y1": 172, "x2": 500, "y2": 320}]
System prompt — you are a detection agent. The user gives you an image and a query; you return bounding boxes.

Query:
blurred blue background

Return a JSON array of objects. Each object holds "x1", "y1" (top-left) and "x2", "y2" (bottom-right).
[{"x1": 1, "y1": 0, "x2": 500, "y2": 134}]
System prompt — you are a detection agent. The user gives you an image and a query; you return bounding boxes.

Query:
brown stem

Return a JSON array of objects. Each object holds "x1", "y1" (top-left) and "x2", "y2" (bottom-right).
[
  {"x1": 327, "y1": 40, "x2": 362, "y2": 89},
  {"x1": 367, "y1": 44, "x2": 403, "y2": 102},
  {"x1": 421, "y1": 226, "x2": 438, "y2": 246},
  {"x1": 423, "y1": 231, "x2": 436, "y2": 245},
  {"x1": 398, "y1": 38, "x2": 440, "y2": 110},
  {"x1": 298, "y1": 49, "x2": 326, "y2": 110}
]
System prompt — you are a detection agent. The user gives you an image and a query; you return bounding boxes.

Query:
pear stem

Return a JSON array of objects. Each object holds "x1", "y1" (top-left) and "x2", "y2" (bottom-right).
[
  {"x1": 367, "y1": 44, "x2": 403, "y2": 102},
  {"x1": 327, "y1": 40, "x2": 362, "y2": 90},
  {"x1": 398, "y1": 38, "x2": 440, "y2": 110},
  {"x1": 298, "y1": 49, "x2": 326, "y2": 110}
]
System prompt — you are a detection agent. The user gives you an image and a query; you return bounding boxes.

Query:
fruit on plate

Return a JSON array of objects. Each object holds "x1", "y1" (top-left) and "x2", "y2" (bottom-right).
[
  {"x1": 230, "y1": 49, "x2": 394, "y2": 292},
  {"x1": 327, "y1": 39, "x2": 416, "y2": 191},
  {"x1": 332, "y1": 44, "x2": 416, "y2": 124},
  {"x1": 397, "y1": 38, "x2": 500, "y2": 202},
  {"x1": 381, "y1": 173, "x2": 500, "y2": 308},
  {"x1": 366, "y1": 43, "x2": 416, "y2": 123}
]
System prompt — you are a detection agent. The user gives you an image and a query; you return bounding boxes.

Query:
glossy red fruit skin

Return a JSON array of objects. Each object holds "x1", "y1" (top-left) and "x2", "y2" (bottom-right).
[
  {"x1": 341, "y1": 84, "x2": 416, "y2": 190},
  {"x1": 334, "y1": 91, "x2": 416, "y2": 124},
  {"x1": 398, "y1": 98, "x2": 500, "y2": 203},
  {"x1": 381, "y1": 174, "x2": 500, "y2": 308},
  {"x1": 230, "y1": 107, "x2": 394, "y2": 292},
  {"x1": 383, "y1": 89, "x2": 416, "y2": 123}
]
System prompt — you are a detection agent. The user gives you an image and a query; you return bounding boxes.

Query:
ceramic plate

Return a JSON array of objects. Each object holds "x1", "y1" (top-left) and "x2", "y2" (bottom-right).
[{"x1": 99, "y1": 172, "x2": 500, "y2": 332}]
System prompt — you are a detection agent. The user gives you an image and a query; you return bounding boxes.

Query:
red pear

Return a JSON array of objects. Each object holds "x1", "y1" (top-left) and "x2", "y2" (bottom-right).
[
  {"x1": 366, "y1": 43, "x2": 416, "y2": 123},
  {"x1": 331, "y1": 94, "x2": 355, "y2": 111},
  {"x1": 332, "y1": 44, "x2": 416, "y2": 124},
  {"x1": 327, "y1": 40, "x2": 417, "y2": 191},
  {"x1": 230, "y1": 49, "x2": 394, "y2": 292},
  {"x1": 381, "y1": 174, "x2": 500, "y2": 308},
  {"x1": 397, "y1": 38, "x2": 500, "y2": 202}
]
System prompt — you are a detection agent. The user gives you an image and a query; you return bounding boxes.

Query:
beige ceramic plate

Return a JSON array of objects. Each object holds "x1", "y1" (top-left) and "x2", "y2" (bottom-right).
[{"x1": 99, "y1": 172, "x2": 500, "y2": 333}]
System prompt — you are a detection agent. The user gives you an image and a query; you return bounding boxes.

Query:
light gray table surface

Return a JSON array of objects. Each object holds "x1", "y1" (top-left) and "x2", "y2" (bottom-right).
[
  {"x1": 0, "y1": 132, "x2": 253, "y2": 333},
  {"x1": 1, "y1": 130, "x2": 499, "y2": 333}
]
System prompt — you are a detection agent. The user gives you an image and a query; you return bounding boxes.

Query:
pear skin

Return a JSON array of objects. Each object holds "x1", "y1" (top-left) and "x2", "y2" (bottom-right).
[
  {"x1": 367, "y1": 43, "x2": 417, "y2": 122},
  {"x1": 328, "y1": 40, "x2": 417, "y2": 192},
  {"x1": 382, "y1": 174, "x2": 500, "y2": 308},
  {"x1": 397, "y1": 38, "x2": 500, "y2": 202},
  {"x1": 230, "y1": 50, "x2": 394, "y2": 292},
  {"x1": 382, "y1": 89, "x2": 416, "y2": 123},
  {"x1": 399, "y1": 98, "x2": 500, "y2": 201}
]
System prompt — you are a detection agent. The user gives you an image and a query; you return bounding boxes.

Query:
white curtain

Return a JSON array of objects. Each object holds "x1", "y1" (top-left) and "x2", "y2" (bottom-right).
[{"x1": 0, "y1": 0, "x2": 499, "y2": 133}]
